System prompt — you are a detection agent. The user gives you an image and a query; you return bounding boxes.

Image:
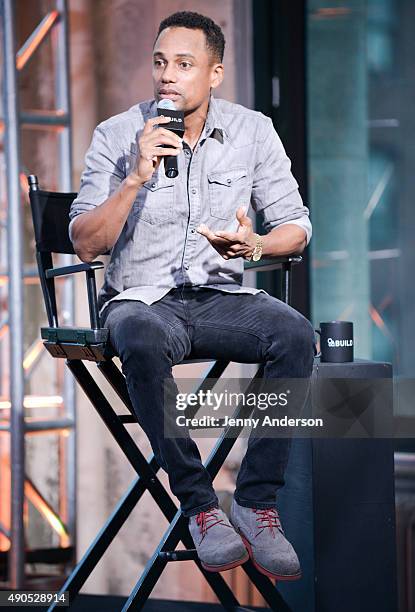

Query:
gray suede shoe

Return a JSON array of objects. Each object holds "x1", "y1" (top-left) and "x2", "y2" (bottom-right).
[
  {"x1": 188, "y1": 507, "x2": 249, "y2": 572},
  {"x1": 230, "y1": 499, "x2": 301, "y2": 580}
]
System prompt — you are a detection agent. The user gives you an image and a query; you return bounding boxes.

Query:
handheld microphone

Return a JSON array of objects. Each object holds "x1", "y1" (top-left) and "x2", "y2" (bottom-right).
[{"x1": 157, "y1": 99, "x2": 185, "y2": 178}]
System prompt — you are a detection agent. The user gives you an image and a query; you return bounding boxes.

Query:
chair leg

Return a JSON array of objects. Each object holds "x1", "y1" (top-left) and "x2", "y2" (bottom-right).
[{"x1": 48, "y1": 471, "x2": 155, "y2": 609}]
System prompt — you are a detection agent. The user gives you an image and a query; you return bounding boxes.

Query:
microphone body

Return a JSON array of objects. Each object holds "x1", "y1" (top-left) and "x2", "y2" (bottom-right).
[{"x1": 157, "y1": 99, "x2": 185, "y2": 178}]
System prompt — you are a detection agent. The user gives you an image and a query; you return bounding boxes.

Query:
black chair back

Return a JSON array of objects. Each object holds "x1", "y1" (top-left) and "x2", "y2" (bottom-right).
[
  {"x1": 28, "y1": 174, "x2": 77, "y2": 326},
  {"x1": 29, "y1": 175, "x2": 76, "y2": 255}
]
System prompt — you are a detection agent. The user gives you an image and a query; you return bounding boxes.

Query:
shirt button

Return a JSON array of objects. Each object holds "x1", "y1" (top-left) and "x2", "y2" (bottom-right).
[
  {"x1": 191, "y1": 228, "x2": 196, "y2": 233},
  {"x1": 151, "y1": 182, "x2": 156, "y2": 188},
  {"x1": 227, "y1": 178, "x2": 232, "y2": 184},
  {"x1": 185, "y1": 150, "x2": 190, "y2": 156},
  {"x1": 184, "y1": 264, "x2": 190, "y2": 270},
  {"x1": 191, "y1": 188, "x2": 197, "y2": 195}
]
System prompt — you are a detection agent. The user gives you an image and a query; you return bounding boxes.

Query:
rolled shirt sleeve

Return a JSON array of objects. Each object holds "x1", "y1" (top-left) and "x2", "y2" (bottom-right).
[
  {"x1": 68, "y1": 125, "x2": 125, "y2": 241},
  {"x1": 251, "y1": 117, "x2": 312, "y2": 245}
]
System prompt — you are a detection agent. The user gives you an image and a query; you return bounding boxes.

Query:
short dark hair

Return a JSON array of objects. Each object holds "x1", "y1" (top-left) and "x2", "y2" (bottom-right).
[{"x1": 156, "y1": 11, "x2": 225, "y2": 63}]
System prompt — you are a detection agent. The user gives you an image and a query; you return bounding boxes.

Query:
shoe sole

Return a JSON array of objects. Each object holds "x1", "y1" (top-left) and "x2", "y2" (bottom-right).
[
  {"x1": 239, "y1": 533, "x2": 302, "y2": 582},
  {"x1": 200, "y1": 550, "x2": 250, "y2": 573}
]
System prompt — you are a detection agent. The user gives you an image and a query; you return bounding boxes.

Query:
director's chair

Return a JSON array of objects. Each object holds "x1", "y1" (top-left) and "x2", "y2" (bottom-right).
[{"x1": 28, "y1": 174, "x2": 302, "y2": 611}]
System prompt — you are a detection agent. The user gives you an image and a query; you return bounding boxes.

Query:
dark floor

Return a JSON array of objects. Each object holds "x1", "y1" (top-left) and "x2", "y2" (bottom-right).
[
  {"x1": 67, "y1": 595, "x2": 266, "y2": 611},
  {"x1": 0, "y1": 595, "x2": 267, "y2": 612}
]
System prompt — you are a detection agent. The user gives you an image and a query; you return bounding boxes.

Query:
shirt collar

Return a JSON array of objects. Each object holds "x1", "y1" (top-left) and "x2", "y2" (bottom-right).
[{"x1": 202, "y1": 95, "x2": 227, "y2": 143}]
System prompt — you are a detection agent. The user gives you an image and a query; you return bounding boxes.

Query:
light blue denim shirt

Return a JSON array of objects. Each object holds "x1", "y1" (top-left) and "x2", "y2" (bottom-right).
[{"x1": 69, "y1": 96, "x2": 312, "y2": 314}]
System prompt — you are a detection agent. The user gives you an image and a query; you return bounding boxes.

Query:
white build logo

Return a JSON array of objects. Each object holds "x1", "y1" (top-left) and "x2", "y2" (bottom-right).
[{"x1": 327, "y1": 337, "x2": 353, "y2": 348}]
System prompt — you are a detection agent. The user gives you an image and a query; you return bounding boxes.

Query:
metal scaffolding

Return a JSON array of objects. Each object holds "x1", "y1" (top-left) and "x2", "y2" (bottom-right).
[{"x1": 0, "y1": 0, "x2": 75, "y2": 589}]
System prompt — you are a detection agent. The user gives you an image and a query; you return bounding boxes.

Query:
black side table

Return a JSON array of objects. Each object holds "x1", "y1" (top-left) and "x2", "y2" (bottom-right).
[{"x1": 276, "y1": 359, "x2": 398, "y2": 612}]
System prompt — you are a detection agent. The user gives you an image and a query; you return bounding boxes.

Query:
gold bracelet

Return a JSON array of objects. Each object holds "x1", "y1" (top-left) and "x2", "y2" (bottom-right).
[{"x1": 248, "y1": 233, "x2": 263, "y2": 262}]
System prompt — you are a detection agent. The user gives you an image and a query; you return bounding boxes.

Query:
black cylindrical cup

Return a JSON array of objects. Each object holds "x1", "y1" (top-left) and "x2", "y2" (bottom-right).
[{"x1": 316, "y1": 321, "x2": 354, "y2": 363}]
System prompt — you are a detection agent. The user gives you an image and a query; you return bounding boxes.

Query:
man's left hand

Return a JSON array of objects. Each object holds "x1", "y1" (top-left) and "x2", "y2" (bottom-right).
[{"x1": 196, "y1": 207, "x2": 257, "y2": 260}]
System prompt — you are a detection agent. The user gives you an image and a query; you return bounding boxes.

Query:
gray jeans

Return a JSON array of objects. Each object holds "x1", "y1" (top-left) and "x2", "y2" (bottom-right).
[{"x1": 101, "y1": 287, "x2": 315, "y2": 516}]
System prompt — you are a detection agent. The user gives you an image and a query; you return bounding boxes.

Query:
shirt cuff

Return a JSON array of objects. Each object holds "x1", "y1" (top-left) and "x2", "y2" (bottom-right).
[{"x1": 275, "y1": 217, "x2": 312, "y2": 246}]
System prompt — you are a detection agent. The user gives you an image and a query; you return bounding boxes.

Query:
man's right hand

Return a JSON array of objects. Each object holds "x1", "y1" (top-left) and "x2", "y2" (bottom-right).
[{"x1": 131, "y1": 115, "x2": 183, "y2": 185}]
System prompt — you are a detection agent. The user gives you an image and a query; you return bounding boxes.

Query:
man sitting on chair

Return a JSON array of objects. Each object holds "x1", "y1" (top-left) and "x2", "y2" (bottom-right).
[{"x1": 69, "y1": 11, "x2": 315, "y2": 580}]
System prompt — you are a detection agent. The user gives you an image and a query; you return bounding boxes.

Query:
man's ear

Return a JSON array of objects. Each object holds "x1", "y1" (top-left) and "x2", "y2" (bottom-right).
[{"x1": 210, "y1": 63, "x2": 224, "y2": 90}]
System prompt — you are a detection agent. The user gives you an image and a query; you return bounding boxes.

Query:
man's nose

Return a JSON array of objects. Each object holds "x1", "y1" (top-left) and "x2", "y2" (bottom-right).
[{"x1": 161, "y1": 63, "x2": 176, "y2": 82}]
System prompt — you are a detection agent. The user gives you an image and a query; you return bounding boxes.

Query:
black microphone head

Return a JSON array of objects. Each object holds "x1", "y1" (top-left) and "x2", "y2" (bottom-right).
[{"x1": 156, "y1": 98, "x2": 185, "y2": 138}]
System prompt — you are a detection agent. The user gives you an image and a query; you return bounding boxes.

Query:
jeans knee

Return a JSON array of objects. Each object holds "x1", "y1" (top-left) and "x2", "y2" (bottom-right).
[
  {"x1": 295, "y1": 316, "x2": 316, "y2": 356},
  {"x1": 286, "y1": 316, "x2": 315, "y2": 364},
  {"x1": 267, "y1": 311, "x2": 315, "y2": 366}
]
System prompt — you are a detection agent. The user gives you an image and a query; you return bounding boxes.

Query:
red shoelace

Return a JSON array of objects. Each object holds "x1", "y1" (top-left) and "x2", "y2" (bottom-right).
[
  {"x1": 253, "y1": 508, "x2": 283, "y2": 539},
  {"x1": 196, "y1": 508, "x2": 224, "y2": 539}
]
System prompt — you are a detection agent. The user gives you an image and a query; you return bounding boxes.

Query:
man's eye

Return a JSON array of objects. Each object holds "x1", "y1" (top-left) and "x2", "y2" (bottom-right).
[
  {"x1": 180, "y1": 62, "x2": 192, "y2": 69},
  {"x1": 154, "y1": 60, "x2": 164, "y2": 67}
]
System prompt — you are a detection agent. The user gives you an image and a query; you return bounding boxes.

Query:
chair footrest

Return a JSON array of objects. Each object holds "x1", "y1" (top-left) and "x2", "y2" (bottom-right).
[{"x1": 159, "y1": 549, "x2": 198, "y2": 562}]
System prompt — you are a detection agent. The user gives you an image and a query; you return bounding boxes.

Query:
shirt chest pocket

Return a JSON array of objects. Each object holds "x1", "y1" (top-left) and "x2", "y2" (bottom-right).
[
  {"x1": 207, "y1": 166, "x2": 250, "y2": 220},
  {"x1": 133, "y1": 176, "x2": 175, "y2": 225}
]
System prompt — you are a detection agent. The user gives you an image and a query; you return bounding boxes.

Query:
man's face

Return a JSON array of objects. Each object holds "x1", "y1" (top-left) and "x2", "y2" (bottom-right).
[{"x1": 152, "y1": 26, "x2": 223, "y2": 112}]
